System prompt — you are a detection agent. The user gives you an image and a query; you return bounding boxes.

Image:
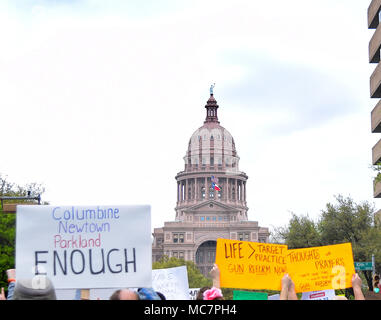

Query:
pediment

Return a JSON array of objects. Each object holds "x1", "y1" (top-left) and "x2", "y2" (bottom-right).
[{"x1": 184, "y1": 200, "x2": 239, "y2": 213}]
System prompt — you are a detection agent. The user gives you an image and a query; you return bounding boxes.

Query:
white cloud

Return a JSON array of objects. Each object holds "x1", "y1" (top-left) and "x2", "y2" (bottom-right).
[{"x1": 0, "y1": 0, "x2": 377, "y2": 234}]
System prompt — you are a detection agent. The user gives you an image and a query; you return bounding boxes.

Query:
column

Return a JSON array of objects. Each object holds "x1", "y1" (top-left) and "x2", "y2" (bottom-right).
[
  {"x1": 205, "y1": 177, "x2": 208, "y2": 200},
  {"x1": 234, "y1": 179, "x2": 237, "y2": 202},
  {"x1": 226, "y1": 178, "x2": 229, "y2": 202},
  {"x1": 185, "y1": 179, "x2": 188, "y2": 203},
  {"x1": 223, "y1": 178, "x2": 227, "y2": 202},
  {"x1": 194, "y1": 177, "x2": 199, "y2": 201}
]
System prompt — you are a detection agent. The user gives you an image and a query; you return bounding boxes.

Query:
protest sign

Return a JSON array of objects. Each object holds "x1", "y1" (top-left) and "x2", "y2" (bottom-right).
[
  {"x1": 189, "y1": 288, "x2": 200, "y2": 300},
  {"x1": 152, "y1": 266, "x2": 190, "y2": 300},
  {"x1": 233, "y1": 290, "x2": 268, "y2": 300},
  {"x1": 215, "y1": 238, "x2": 287, "y2": 290},
  {"x1": 301, "y1": 289, "x2": 335, "y2": 300},
  {"x1": 15, "y1": 205, "x2": 152, "y2": 289},
  {"x1": 286, "y1": 243, "x2": 355, "y2": 293}
]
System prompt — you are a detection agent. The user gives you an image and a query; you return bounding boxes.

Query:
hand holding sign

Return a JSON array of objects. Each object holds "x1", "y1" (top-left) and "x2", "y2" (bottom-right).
[
  {"x1": 216, "y1": 238, "x2": 287, "y2": 290},
  {"x1": 286, "y1": 243, "x2": 355, "y2": 293},
  {"x1": 216, "y1": 239, "x2": 355, "y2": 293}
]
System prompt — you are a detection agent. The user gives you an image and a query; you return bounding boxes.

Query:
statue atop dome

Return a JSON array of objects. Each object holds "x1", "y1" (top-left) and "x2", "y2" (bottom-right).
[{"x1": 210, "y1": 83, "x2": 215, "y2": 95}]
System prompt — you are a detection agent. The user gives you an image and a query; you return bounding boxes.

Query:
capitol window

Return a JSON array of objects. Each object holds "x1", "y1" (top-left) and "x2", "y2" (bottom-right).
[
  {"x1": 238, "y1": 232, "x2": 250, "y2": 241},
  {"x1": 173, "y1": 233, "x2": 185, "y2": 243}
]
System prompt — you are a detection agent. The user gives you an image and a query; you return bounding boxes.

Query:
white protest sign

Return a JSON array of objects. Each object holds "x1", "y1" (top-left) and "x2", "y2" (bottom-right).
[
  {"x1": 55, "y1": 289, "x2": 78, "y2": 300},
  {"x1": 16, "y1": 205, "x2": 152, "y2": 289},
  {"x1": 55, "y1": 288, "x2": 134, "y2": 300},
  {"x1": 301, "y1": 289, "x2": 335, "y2": 300},
  {"x1": 189, "y1": 288, "x2": 200, "y2": 300},
  {"x1": 152, "y1": 266, "x2": 190, "y2": 300}
]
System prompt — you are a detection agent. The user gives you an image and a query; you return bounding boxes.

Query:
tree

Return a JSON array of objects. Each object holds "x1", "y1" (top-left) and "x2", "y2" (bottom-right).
[
  {"x1": 0, "y1": 174, "x2": 46, "y2": 293},
  {"x1": 271, "y1": 213, "x2": 321, "y2": 249},
  {"x1": 318, "y1": 195, "x2": 381, "y2": 291},
  {"x1": 272, "y1": 195, "x2": 381, "y2": 293}
]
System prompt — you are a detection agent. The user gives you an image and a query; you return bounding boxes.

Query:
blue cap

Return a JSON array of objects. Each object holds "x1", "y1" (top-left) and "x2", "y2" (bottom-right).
[{"x1": 137, "y1": 288, "x2": 161, "y2": 300}]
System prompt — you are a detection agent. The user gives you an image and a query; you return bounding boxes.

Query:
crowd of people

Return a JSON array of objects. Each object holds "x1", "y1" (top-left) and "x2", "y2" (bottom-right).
[{"x1": 0, "y1": 264, "x2": 371, "y2": 300}]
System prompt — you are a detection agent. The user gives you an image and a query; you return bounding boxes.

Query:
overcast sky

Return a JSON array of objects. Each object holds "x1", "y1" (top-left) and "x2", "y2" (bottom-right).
[{"x1": 0, "y1": 0, "x2": 378, "y2": 234}]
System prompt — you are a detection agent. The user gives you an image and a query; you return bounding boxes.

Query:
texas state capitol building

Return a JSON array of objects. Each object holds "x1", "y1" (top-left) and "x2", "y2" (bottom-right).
[{"x1": 152, "y1": 89, "x2": 270, "y2": 276}]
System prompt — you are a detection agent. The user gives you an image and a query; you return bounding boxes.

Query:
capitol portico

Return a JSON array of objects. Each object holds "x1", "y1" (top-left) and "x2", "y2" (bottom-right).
[{"x1": 152, "y1": 89, "x2": 269, "y2": 276}]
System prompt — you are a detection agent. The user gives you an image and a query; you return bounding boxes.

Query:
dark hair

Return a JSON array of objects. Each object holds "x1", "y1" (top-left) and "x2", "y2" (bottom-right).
[
  {"x1": 109, "y1": 289, "x2": 122, "y2": 300},
  {"x1": 156, "y1": 291, "x2": 166, "y2": 300},
  {"x1": 196, "y1": 286, "x2": 210, "y2": 300}
]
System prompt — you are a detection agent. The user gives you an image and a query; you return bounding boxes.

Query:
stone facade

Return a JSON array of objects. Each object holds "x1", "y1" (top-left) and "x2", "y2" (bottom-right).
[{"x1": 152, "y1": 92, "x2": 269, "y2": 276}]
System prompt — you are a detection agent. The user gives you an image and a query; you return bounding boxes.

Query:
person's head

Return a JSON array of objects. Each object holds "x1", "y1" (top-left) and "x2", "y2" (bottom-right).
[
  {"x1": 109, "y1": 289, "x2": 139, "y2": 300},
  {"x1": 155, "y1": 291, "x2": 166, "y2": 300},
  {"x1": 364, "y1": 291, "x2": 381, "y2": 300},
  {"x1": 12, "y1": 276, "x2": 56, "y2": 300},
  {"x1": 137, "y1": 288, "x2": 161, "y2": 300},
  {"x1": 196, "y1": 286, "x2": 210, "y2": 300}
]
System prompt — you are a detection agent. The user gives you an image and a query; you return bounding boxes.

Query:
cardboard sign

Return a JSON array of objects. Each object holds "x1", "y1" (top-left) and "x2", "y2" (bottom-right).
[
  {"x1": 301, "y1": 289, "x2": 335, "y2": 300},
  {"x1": 215, "y1": 238, "x2": 287, "y2": 290},
  {"x1": 233, "y1": 290, "x2": 268, "y2": 300},
  {"x1": 152, "y1": 266, "x2": 190, "y2": 300},
  {"x1": 286, "y1": 243, "x2": 355, "y2": 293},
  {"x1": 16, "y1": 205, "x2": 152, "y2": 289}
]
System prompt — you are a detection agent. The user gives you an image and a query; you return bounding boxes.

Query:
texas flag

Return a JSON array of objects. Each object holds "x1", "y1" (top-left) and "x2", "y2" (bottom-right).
[{"x1": 211, "y1": 176, "x2": 221, "y2": 191}]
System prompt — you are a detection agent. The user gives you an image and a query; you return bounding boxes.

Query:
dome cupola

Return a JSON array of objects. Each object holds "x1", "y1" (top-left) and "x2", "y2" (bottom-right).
[{"x1": 184, "y1": 90, "x2": 239, "y2": 173}]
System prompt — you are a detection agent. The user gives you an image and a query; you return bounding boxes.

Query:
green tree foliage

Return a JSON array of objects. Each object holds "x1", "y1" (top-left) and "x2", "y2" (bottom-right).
[
  {"x1": 0, "y1": 174, "x2": 46, "y2": 293},
  {"x1": 272, "y1": 213, "x2": 321, "y2": 249},
  {"x1": 318, "y1": 195, "x2": 381, "y2": 291},
  {"x1": 272, "y1": 195, "x2": 381, "y2": 293}
]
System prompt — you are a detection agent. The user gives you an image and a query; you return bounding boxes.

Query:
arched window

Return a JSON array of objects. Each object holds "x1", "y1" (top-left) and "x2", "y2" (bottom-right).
[
  {"x1": 209, "y1": 187, "x2": 214, "y2": 199},
  {"x1": 232, "y1": 187, "x2": 236, "y2": 200},
  {"x1": 201, "y1": 187, "x2": 205, "y2": 199}
]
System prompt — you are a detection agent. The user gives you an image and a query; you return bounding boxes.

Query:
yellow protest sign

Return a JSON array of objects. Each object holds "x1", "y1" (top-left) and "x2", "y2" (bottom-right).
[
  {"x1": 215, "y1": 238, "x2": 287, "y2": 290},
  {"x1": 286, "y1": 243, "x2": 355, "y2": 293}
]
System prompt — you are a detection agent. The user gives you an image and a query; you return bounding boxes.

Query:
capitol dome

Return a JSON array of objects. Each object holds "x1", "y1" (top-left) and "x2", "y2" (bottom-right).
[
  {"x1": 152, "y1": 88, "x2": 270, "y2": 277},
  {"x1": 183, "y1": 94, "x2": 240, "y2": 173}
]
